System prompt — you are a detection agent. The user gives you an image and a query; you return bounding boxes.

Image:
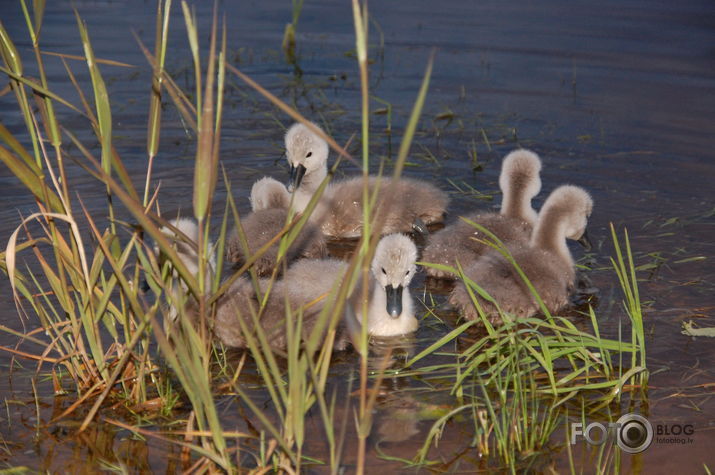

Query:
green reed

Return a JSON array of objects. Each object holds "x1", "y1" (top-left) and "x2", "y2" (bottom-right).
[
  {"x1": 1, "y1": 0, "x2": 152, "y2": 406},
  {"x1": 408, "y1": 222, "x2": 647, "y2": 470},
  {"x1": 0, "y1": 0, "x2": 237, "y2": 468},
  {"x1": 282, "y1": 0, "x2": 304, "y2": 67},
  {"x1": 610, "y1": 224, "x2": 647, "y2": 388}
]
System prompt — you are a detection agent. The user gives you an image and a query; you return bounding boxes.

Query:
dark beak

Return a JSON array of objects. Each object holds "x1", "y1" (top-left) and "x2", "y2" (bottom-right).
[
  {"x1": 139, "y1": 278, "x2": 150, "y2": 293},
  {"x1": 577, "y1": 229, "x2": 592, "y2": 251},
  {"x1": 385, "y1": 285, "x2": 403, "y2": 318},
  {"x1": 288, "y1": 164, "x2": 307, "y2": 192}
]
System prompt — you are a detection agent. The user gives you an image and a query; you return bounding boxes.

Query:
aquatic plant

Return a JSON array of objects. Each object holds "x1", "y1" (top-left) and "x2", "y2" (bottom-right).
[
  {"x1": 407, "y1": 222, "x2": 647, "y2": 471},
  {"x1": 282, "y1": 0, "x2": 304, "y2": 69}
]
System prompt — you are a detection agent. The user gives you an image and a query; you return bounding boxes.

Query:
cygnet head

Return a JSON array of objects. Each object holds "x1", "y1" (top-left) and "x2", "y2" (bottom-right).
[
  {"x1": 155, "y1": 217, "x2": 215, "y2": 320},
  {"x1": 285, "y1": 122, "x2": 329, "y2": 192},
  {"x1": 250, "y1": 176, "x2": 290, "y2": 211},
  {"x1": 157, "y1": 217, "x2": 216, "y2": 284},
  {"x1": 499, "y1": 149, "x2": 542, "y2": 225},
  {"x1": 158, "y1": 217, "x2": 199, "y2": 263},
  {"x1": 371, "y1": 234, "x2": 418, "y2": 319},
  {"x1": 165, "y1": 217, "x2": 199, "y2": 241},
  {"x1": 532, "y1": 185, "x2": 593, "y2": 254}
]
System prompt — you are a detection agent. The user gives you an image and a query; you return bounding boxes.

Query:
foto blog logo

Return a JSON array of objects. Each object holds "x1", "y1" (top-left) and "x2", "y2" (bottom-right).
[{"x1": 570, "y1": 413, "x2": 653, "y2": 454}]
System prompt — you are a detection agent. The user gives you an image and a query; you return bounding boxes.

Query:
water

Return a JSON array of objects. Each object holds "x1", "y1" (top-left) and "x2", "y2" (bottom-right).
[{"x1": 1, "y1": 0, "x2": 714, "y2": 471}]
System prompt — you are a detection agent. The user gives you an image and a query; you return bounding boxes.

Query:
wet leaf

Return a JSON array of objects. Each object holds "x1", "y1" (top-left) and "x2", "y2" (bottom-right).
[
  {"x1": 434, "y1": 110, "x2": 454, "y2": 121},
  {"x1": 681, "y1": 321, "x2": 715, "y2": 338}
]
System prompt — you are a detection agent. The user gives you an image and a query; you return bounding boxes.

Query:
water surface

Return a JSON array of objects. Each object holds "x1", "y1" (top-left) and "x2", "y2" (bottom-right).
[{"x1": 1, "y1": 0, "x2": 714, "y2": 471}]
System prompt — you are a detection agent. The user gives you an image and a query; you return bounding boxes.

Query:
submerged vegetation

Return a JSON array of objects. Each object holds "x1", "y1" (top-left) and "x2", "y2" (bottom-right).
[{"x1": 0, "y1": 1, "x2": 649, "y2": 472}]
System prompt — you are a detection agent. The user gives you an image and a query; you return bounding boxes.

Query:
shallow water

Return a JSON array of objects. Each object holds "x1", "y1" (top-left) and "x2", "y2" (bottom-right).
[{"x1": 1, "y1": 0, "x2": 715, "y2": 471}]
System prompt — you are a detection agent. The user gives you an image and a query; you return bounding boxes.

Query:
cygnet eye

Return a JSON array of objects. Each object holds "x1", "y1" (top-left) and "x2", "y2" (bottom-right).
[
  {"x1": 405, "y1": 270, "x2": 410, "y2": 276},
  {"x1": 381, "y1": 267, "x2": 387, "y2": 275},
  {"x1": 306, "y1": 151, "x2": 312, "y2": 158}
]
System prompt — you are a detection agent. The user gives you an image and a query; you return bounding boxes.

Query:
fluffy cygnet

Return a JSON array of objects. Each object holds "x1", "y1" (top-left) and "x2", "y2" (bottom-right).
[
  {"x1": 213, "y1": 234, "x2": 420, "y2": 350},
  {"x1": 284, "y1": 122, "x2": 449, "y2": 238},
  {"x1": 250, "y1": 175, "x2": 291, "y2": 210},
  {"x1": 422, "y1": 149, "x2": 542, "y2": 278},
  {"x1": 155, "y1": 217, "x2": 215, "y2": 320},
  {"x1": 213, "y1": 257, "x2": 349, "y2": 351},
  {"x1": 448, "y1": 185, "x2": 593, "y2": 323},
  {"x1": 226, "y1": 177, "x2": 326, "y2": 276},
  {"x1": 357, "y1": 233, "x2": 419, "y2": 337}
]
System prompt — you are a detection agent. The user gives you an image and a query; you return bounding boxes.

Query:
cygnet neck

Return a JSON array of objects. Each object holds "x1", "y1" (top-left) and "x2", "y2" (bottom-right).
[
  {"x1": 292, "y1": 164, "x2": 328, "y2": 214},
  {"x1": 501, "y1": 184, "x2": 536, "y2": 225},
  {"x1": 530, "y1": 205, "x2": 572, "y2": 266}
]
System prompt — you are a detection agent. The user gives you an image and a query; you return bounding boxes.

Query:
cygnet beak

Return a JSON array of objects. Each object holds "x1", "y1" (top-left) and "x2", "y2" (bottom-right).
[
  {"x1": 577, "y1": 229, "x2": 592, "y2": 251},
  {"x1": 288, "y1": 163, "x2": 307, "y2": 192},
  {"x1": 139, "y1": 278, "x2": 150, "y2": 293},
  {"x1": 385, "y1": 284, "x2": 403, "y2": 318}
]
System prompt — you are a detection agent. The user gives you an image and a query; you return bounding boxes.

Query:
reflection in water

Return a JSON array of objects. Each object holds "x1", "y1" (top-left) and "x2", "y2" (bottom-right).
[
  {"x1": 366, "y1": 338, "x2": 425, "y2": 446},
  {"x1": 375, "y1": 394, "x2": 421, "y2": 444},
  {"x1": 367, "y1": 333, "x2": 416, "y2": 373},
  {"x1": 3, "y1": 390, "x2": 182, "y2": 473}
]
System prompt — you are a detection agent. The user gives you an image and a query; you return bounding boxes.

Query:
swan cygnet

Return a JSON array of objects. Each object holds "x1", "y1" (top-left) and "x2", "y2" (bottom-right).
[
  {"x1": 155, "y1": 217, "x2": 215, "y2": 320},
  {"x1": 226, "y1": 177, "x2": 326, "y2": 276},
  {"x1": 213, "y1": 234, "x2": 420, "y2": 350},
  {"x1": 250, "y1": 175, "x2": 291, "y2": 210},
  {"x1": 448, "y1": 185, "x2": 593, "y2": 323},
  {"x1": 285, "y1": 122, "x2": 449, "y2": 238},
  {"x1": 213, "y1": 258, "x2": 350, "y2": 351},
  {"x1": 356, "y1": 233, "x2": 419, "y2": 337},
  {"x1": 422, "y1": 149, "x2": 542, "y2": 278}
]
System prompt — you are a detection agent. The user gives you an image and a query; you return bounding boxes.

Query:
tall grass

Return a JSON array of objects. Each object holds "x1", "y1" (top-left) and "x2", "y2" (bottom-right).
[
  {"x1": 406, "y1": 223, "x2": 647, "y2": 470},
  {"x1": 610, "y1": 223, "x2": 648, "y2": 388},
  {"x1": 1, "y1": 0, "x2": 155, "y2": 412},
  {"x1": 0, "y1": 0, "x2": 236, "y2": 468},
  {"x1": 282, "y1": 0, "x2": 304, "y2": 68},
  {"x1": 0, "y1": 1, "x2": 647, "y2": 472}
]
